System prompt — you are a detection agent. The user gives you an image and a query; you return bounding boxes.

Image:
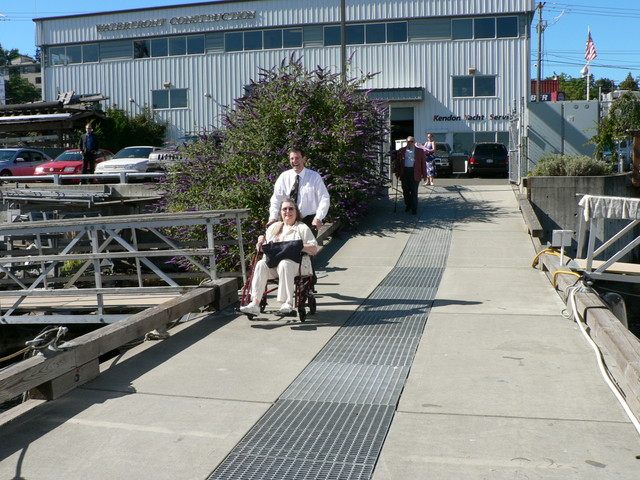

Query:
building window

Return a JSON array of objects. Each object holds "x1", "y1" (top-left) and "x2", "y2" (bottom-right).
[
  {"x1": 166, "y1": 35, "x2": 204, "y2": 55},
  {"x1": 452, "y1": 16, "x2": 518, "y2": 40},
  {"x1": 282, "y1": 28, "x2": 302, "y2": 48},
  {"x1": 244, "y1": 31, "x2": 263, "y2": 50},
  {"x1": 224, "y1": 32, "x2": 244, "y2": 52},
  {"x1": 49, "y1": 47, "x2": 66, "y2": 65},
  {"x1": 497, "y1": 17, "x2": 518, "y2": 38},
  {"x1": 186, "y1": 35, "x2": 205, "y2": 54},
  {"x1": 264, "y1": 30, "x2": 283, "y2": 49},
  {"x1": 452, "y1": 76, "x2": 496, "y2": 97},
  {"x1": 83, "y1": 44, "x2": 99, "y2": 62},
  {"x1": 152, "y1": 88, "x2": 188, "y2": 109},
  {"x1": 324, "y1": 26, "x2": 341, "y2": 46},
  {"x1": 474, "y1": 18, "x2": 495, "y2": 39},
  {"x1": 475, "y1": 76, "x2": 496, "y2": 96},
  {"x1": 451, "y1": 19, "x2": 473, "y2": 40},
  {"x1": 366, "y1": 24, "x2": 386, "y2": 44},
  {"x1": 452, "y1": 76, "x2": 474, "y2": 97},
  {"x1": 134, "y1": 40, "x2": 150, "y2": 58},
  {"x1": 169, "y1": 37, "x2": 186, "y2": 55},
  {"x1": 224, "y1": 28, "x2": 302, "y2": 52},
  {"x1": 49, "y1": 44, "x2": 100, "y2": 65},
  {"x1": 346, "y1": 25, "x2": 365, "y2": 45},
  {"x1": 134, "y1": 35, "x2": 204, "y2": 58},
  {"x1": 387, "y1": 22, "x2": 408, "y2": 42},
  {"x1": 324, "y1": 21, "x2": 407, "y2": 46},
  {"x1": 151, "y1": 38, "x2": 168, "y2": 57}
]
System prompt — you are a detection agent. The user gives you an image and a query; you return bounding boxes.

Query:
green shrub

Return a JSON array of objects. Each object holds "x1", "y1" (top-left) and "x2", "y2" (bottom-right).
[{"x1": 530, "y1": 154, "x2": 614, "y2": 176}]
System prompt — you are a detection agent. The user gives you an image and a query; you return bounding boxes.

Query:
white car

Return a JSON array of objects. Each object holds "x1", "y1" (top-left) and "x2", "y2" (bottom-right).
[{"x1": 94, "y1": 146, "x2": 162, "y2": 175}]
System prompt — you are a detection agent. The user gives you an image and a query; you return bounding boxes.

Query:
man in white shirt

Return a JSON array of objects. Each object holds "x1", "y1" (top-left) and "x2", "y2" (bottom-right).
[{"x1": 268, "y1": 148, "x2": 330, "y2": 233}]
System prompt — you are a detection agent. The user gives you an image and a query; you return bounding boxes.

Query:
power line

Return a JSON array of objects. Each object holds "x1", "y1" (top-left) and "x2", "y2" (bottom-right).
[{"x1": 545, "y1": 2, "x2": 640, "y2": 19}]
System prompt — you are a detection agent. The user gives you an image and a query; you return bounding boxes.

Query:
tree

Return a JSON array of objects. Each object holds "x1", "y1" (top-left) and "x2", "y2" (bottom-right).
[
  {"x1": 158, "y1": 56, "x2": 388, "y2": 270},
  {"x1": 556, "y1": 73, "x2": 588, "y2": 100},
  {"x1": 553, "y1": 73, "x2": 618, "y2": 100},
  {"x1": 594, "y1": 78, "x2": 615, "y2": 95},
  {"x1": 4, "y1": 72, "x2": 40, "y2": 104},
  {"x1": 95, "y1": 106, "x2": 167, "y2": 154},
  {"x1": 618, "y1": 73, "x2": 639, "y2": 91},
  {"x1": 591, "y1": 92, "x2": 640, "y2": 158},
  {"x1": 0, "y1": 44, "x2": 19, "y2": 66}
]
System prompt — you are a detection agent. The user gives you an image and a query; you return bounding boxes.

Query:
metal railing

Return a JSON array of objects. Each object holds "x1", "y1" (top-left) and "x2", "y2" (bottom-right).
[
  {"x1": 1, "y1": 171, "x2": 167, "y2": 185},
  {"x1": 0, "y1": 209, "x2": 249, "y2": 324}
]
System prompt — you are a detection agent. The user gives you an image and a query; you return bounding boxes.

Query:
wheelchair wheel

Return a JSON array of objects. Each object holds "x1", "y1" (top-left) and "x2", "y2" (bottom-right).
[
  {"x1": 298, "y1": 306, "x2": 306, "y2": 322},
  {"x1": 308, "y1": 295, "x2": 317, "y2": 314}
]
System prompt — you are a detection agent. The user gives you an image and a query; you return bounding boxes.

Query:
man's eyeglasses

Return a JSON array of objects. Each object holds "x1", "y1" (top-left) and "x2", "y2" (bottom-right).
[
  {"x1": 407, "y1": 141, "x2": 414, "y2": 143},
  {"x1": 281, "y1": 207, "x2": 295, "y2": 211}
]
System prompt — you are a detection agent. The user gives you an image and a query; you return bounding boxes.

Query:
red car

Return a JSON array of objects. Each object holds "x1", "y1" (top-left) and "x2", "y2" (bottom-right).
[{"x1": 34, "y1": 149, "x2": 114, "y2": 179}]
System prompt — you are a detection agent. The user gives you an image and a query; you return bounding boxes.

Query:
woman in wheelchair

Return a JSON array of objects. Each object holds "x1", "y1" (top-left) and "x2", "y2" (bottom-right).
[{"x1": 240, "y1": 198, "x2": 318, "y2": 316}]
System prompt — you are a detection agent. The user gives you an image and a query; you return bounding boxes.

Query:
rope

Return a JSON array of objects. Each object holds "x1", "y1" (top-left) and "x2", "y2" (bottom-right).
[
  {"x1": 0, "y1": 326, "x2": 69, "y2": 371},
  {"x1": 25, "y1": 326, "x2": 69, "y2": 352},
  {"x1": 0, "y1": 345, "x2": 33, "y2": 363}
]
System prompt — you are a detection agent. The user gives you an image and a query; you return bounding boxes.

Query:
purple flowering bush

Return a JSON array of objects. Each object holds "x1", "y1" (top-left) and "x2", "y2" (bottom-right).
[{"x1": 157, "y1": 57, "x2": 388, "y2": 272}]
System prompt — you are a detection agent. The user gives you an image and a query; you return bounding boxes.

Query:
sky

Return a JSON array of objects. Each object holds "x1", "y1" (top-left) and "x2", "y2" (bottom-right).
[{"x1": 1, "y1": 0, "x2": 639, "y2": 85}]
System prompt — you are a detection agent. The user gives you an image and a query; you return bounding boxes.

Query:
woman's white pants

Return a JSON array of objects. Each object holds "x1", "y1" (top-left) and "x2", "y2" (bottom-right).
[{"x1": 250, "y1": 258, "x2": 299, "y2": 306}]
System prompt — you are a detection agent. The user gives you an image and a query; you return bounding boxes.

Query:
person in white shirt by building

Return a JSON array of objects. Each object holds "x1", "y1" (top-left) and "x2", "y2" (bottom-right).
[{"x1": 268, "y1": 147, "x2": 330, "y2": 235}]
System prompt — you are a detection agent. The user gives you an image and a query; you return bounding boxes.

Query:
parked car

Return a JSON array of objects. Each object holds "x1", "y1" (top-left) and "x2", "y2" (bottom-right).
[
  {"x1": 432, "y1": 142, "x2": 454, "y2": 178},
  {"x1": 602, "y1": 139, "x2": 632, "y2": 172},
  {"x1": 0, "y1": 148, "x2": 52, "y2": 176},
  {"x1": 468, "y1": 142, "x2": 509, "y2": 177},
  {"x1": 94, "y1": 146, "x2": 162, "y2": 176},
  {"x1": 146, "y1": 135, "x2": 201, "y2": 172},
  {"x1": 34, "y1": 148, "x2": 114, "y2": 179}
]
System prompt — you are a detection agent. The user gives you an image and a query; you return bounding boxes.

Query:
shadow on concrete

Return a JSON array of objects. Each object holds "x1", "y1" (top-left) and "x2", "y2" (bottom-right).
[
  {"x1": 317, "y1": 187, "x2": 511, "y2": 258},
  {"x1": 0, "y1": 310, "x2": 237, "y2": 466}
]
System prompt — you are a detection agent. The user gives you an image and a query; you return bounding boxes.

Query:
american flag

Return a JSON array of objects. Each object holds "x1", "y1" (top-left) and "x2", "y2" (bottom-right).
[{"x1": 585, "y1": 32, "x2": 597, "y2": 61}]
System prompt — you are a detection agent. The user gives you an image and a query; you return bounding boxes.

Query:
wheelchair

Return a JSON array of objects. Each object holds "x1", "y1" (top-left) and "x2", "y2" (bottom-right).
[{"x1": 240, "y1": 251, "x2": 317, "y2": 322}]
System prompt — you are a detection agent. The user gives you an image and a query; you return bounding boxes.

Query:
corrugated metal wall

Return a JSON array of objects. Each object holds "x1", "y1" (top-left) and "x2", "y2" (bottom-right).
[
  {"x1": 527, "y1": 100, "x2": 598, "y2": 167},
  {"x1": 36, "y1": 0, "x2": 534, "y2": 141}
]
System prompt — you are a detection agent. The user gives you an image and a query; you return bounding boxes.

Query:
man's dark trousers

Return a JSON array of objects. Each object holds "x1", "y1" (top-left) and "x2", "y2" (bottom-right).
[
  {"x1": 402, "y1": 166, "x2": 419, "y2": 214},
  {"x1": 82, "y1": 153, "x2": 96, "y2": 175}
]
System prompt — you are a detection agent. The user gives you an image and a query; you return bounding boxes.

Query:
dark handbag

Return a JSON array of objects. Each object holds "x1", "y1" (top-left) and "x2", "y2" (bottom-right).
[{"x1": 261, "y1": 240, "x2": 304, "y2": 268}]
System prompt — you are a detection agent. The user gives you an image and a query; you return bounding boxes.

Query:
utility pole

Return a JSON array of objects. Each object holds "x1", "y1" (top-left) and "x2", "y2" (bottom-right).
[
  {"x1": 340, "y1": 0, "x2": 346, "y2": 82},
  {"x1": 535, "y1": 2, "x2": 546, "y2": 102}
]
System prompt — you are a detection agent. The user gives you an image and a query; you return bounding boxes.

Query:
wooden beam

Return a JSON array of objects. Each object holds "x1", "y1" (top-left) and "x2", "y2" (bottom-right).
[
  {"x1": 516, "y1": 192, "x2": 543, "y2": 237},
  {"x1": 0, "y1": 279, "x2": 237, "y2": 403}
]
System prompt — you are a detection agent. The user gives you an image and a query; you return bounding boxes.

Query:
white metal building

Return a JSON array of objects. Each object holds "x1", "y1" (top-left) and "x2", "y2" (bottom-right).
[{"x1": 35, "y1": 0, "x2": 535, "y2": 154}]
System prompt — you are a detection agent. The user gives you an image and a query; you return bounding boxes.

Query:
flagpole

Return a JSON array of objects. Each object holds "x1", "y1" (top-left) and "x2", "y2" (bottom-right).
[
  {"x1": 586, "y1": 26, "x2": 590, "y2": 101},
  {"x1": 586, "y1": 64, "x2": 590, "y2": 101}
]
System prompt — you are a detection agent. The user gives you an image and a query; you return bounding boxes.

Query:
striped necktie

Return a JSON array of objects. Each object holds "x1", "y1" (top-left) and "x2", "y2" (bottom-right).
[{"x1": 289, "y1": 174, "x2": 300, "y2": 203}]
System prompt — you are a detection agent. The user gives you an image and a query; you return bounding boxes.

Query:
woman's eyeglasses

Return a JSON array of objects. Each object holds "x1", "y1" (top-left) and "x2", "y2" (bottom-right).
[{"x1": 281, "y1": 207, "x2": 295, "y2": 211}]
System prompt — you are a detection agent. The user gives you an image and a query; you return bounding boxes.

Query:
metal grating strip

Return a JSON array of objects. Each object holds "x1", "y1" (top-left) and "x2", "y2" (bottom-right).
[
  {"x1": 314, "y1": 335, "x2": 422, "y2": 365},
  {"x1": 212, "y1": 401, "x2": 395, "y2": 480},
  {"x1": 281, "y1": 363, "x2": 410, "y2": 405},
  {"x1": 208, "y1": 193, "x2": 456, "y2": 480}
]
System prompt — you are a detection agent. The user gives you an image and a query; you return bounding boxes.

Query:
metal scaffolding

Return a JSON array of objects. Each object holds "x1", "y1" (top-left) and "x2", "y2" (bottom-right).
[{"x1": 0, "y1": 209, "x2": 249, "y2": 324}]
